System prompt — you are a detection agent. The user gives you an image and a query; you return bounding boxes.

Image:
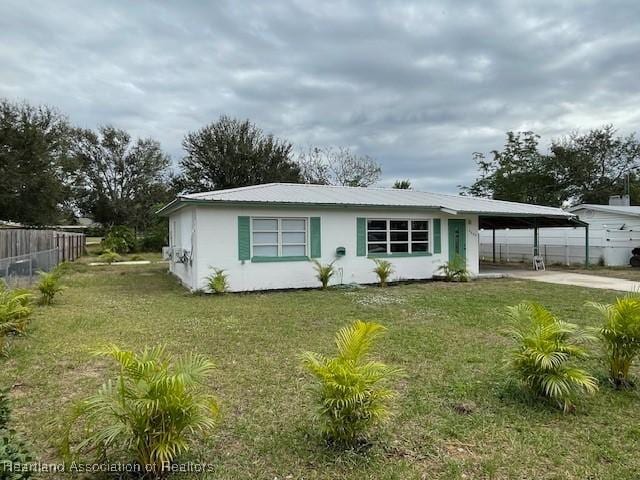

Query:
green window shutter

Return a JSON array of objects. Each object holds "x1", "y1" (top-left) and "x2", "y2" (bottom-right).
[
  {"x1": 238, "y1": 216, "x2": 251, "y2": 260},
  {"x1": 433, "y1": 218, "x2": 441, "y2": 254},
  {"x1": 310, "y1": 217, "x2": 321, "y2": 258},
  {"x1": 356, "y1": 217, "x2": 366, "y2": 256}
]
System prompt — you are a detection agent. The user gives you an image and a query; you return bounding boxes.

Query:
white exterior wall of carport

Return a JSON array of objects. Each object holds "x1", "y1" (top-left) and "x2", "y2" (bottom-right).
[{"x1": 168, "y1": 205, "x2": 480, "y2": 292}]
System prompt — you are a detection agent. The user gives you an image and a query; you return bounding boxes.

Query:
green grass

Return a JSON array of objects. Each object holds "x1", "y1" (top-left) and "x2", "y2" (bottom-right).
[{"x1": 2, "y1": 264, "x2": 640, "y2": 479}]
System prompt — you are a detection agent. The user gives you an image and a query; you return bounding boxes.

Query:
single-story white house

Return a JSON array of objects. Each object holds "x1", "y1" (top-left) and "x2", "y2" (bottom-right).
[{"x1": 158, "y1": 183, "x2": 580, "y2": 292}]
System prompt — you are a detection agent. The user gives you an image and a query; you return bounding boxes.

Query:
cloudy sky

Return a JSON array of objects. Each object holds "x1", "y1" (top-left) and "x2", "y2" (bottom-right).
[{"x1": 1, "y1": 1, "x2": 639, "y2": 192}]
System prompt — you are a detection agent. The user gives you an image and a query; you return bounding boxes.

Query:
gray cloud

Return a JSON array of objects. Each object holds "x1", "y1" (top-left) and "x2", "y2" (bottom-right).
[{"x1": 2, "y1": 0, "x2": 639, "y2": 191}]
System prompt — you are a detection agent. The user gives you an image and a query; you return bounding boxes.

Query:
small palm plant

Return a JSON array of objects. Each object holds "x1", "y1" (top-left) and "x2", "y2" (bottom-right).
[
  {"x1": 207, "y1": 268, "x2": 229, "y2": 294},
  {"x1": 0, "y1": 284, "x2": 32, "y2": 326},
  {"x1": 99, "y1": 249, "x2": 121, "y2": 265},
  {"x1": 438, "y1": 254, "x2": 469, "y2": 282},
  {"x1": 504, "y1": 303, "x2": 598, "y2": 412},
  {"x1": 37, "y1": 271, "x2": 63, "y2": 305},
  {"x1": 372, "y1": 259, "x2": 394, "y2": 287},
  {"x1": 587, "y1": 296, "x2": 640, "y2": 388},
  {"x1": 301, "y1": 320, "x2": 401, "y2": 446},
  {"x1": 0, "y1": 284, "x2": 33, "y2": 353},
  {"x1": 63, "y1": 345, "x2": 219, "y2": 473},
  {"x1": 312, "y1": 260, "x2": 335, "y2": 289}
]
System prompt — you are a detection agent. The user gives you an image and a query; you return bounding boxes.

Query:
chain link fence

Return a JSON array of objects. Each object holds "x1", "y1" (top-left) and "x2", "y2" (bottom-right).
[
  {"x1": 0, "y1": 248, "x2": 60, "y2": 288},
  {"x1": 479, "y1": 242, "x2": 603, "y2": 266}
]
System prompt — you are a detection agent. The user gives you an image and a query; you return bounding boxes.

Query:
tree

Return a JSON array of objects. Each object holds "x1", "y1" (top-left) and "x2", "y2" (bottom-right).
[
  {"x1": 551, "y1": 126, "x2": 640, "y2": 205},
  {"x1": 73, "y1": 126, "x2": 172, "y2": 231},
  {"x1": 462, "y1": 126, "x2": 640, "y2": 206},
  {"x1": 297, "y1": 146, "x2": 381, "y2": 187},
  {"x1": 393, "y1": 179, "x2": 411, "y2": 189},
  {"x1": 462, "y1": 131, "x2": 562, "y2": 205},
  {"x1": 0, "y1": 99, "x2": 76, "y2": 225},
  {"x1": 178, "y1": 116, "x2": 301, "y2": 193}
]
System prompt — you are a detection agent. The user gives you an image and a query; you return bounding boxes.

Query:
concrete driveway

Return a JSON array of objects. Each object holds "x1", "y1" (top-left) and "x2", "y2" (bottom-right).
[{"x1": 482, "y1": 268, "x2": 640, "y2": 292}]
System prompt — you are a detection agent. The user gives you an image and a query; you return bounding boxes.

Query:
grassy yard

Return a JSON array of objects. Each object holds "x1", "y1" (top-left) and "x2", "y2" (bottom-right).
[{"x1": 2, "y1": 263, "x2": 640, "y2": 479}]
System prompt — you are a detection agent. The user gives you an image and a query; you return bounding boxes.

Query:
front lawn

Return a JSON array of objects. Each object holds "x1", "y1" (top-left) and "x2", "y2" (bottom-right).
[{"x1": 2, "y1": 264, "x2": 639, "y2": 479}]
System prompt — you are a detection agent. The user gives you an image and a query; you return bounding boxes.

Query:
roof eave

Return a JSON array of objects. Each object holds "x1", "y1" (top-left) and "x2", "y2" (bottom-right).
[
  {"x1": 156, "y1": 198, "x2": 184, "y2": 216},
  {"x1": 569, "y1": 204, "x2": 640, "y2": 217},
  {"x1": 460, "y1": 211, "x2": 574, "y2": 218},
  {"x1": 158, "y1": 197, "x2": 572, "y2": 218},
  {"x1": 159, "y1": 198, "x2": 449, "y2": 213}
]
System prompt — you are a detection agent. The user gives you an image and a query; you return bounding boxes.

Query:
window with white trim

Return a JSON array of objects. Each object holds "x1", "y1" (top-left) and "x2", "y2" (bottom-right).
[
  {"x1": 367, "y1": 219, "x2": 429, "y2": 254},
  {"x1": 252, "y1": 218, "x2": 307, "y2": 257}
]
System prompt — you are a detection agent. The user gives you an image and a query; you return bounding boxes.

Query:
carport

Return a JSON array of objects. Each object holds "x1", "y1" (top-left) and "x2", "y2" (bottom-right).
[{"x1": 479, "y1": 214, "x2": 590, "y2": 267}]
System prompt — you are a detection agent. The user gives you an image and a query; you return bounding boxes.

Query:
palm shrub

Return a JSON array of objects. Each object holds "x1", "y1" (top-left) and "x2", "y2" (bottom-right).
[
  {"x1": 372, "y1": 259, "x2": 394, "y2": 287},
  {"x1": 99, "y1": 249, "x2": 121, "y2": 265},
  {"x1": 437, "y1": 254, "x2": 469, "y2": 282},
  {"x1": 301, "y1": 320, "x2": 401, "y2": 446},
  {"x1": 587, "y1": 296, "x2": 640, "y2": 388},
  {"x1": 312, "y1": 260, "x2": 335, "y2": 289},
  {"x1": 62, "y1": 345, "x2": 219, "y2": 473},
  {"x1": 0, "y1": 285, "x2": 33, "y2": 354},
  {"x1": 504, "y1": 303, "x2": 598, "y2": 412},
  {"x1": 37, "y1": 271, "x2": 63, "y2": 305},
  {"x1": 207, "y1": 268, "x2": 229, "y2": 294}
]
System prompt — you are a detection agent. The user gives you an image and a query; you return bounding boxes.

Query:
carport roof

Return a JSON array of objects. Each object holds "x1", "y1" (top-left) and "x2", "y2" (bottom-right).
[
  {"x1": 158, "y1": 183, "x2": 582, "y2": 227},
  {"x1": 478, "y1": 215, "x2": 587, "y2": 229}
]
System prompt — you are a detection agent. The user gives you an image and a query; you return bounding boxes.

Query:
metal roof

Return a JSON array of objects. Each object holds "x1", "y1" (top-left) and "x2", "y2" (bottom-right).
[
  {"x1": 569, "y1": 204, "x2": 640, "y2": 217},
  {"x1": 159, "y1": 183, "x2": 575, "y2": 220}
]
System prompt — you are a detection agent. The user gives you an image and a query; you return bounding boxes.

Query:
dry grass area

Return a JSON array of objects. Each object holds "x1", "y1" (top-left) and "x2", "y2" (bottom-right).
[{"x1": 1, "y1": 262, "x2": 640, "y2": 479}]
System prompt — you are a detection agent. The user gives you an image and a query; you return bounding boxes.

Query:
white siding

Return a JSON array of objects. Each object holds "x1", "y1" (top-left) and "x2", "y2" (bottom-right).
[{"x1": 169, "y1": 206, "x2": 480, "y2": 292}]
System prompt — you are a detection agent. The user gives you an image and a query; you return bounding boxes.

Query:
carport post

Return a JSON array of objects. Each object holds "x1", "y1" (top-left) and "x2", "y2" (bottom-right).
[
  {"x1": 585, "y1": 224, "x2": 590, "y2": 267},
  {"x1": 492, "y1": 229, "x2": 496, "y2": 263},
  {"x1": 533, "y1": 225, "x2": 539, "y2": 257}
]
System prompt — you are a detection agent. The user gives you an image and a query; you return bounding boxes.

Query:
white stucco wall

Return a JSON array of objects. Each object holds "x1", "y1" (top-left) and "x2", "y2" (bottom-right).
[
  {"x1": 168, "y1": 205, "x2": 479, "y2": 292},
  {"x1": 168, "y1": 207, "x2": 197, "y2": 289}
]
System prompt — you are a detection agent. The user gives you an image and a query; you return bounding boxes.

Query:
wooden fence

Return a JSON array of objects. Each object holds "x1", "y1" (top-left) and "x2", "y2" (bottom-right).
[{"x1": 0, "y1": 229, "x2": 86, "y2": 261}]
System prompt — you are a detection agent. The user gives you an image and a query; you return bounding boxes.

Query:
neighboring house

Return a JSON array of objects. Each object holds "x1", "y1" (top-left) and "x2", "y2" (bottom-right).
[
  {"x1": 0, "y1": 220, "x2": 24, "y2": 229},
  {"x1": 158, "y1": 183, "x2": 578, "y2": 292},
  {"x1": 568, "y1": 199, "x2": 640, "y2": 266},
  {"x1": 478, "y1": 195, "x2": 640, "y2": 266}
]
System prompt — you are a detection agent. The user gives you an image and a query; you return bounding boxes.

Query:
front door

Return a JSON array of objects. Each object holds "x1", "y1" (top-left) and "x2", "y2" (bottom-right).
[{"x1": 448, "y1": 219, "x2": 466, "y2": 262}]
